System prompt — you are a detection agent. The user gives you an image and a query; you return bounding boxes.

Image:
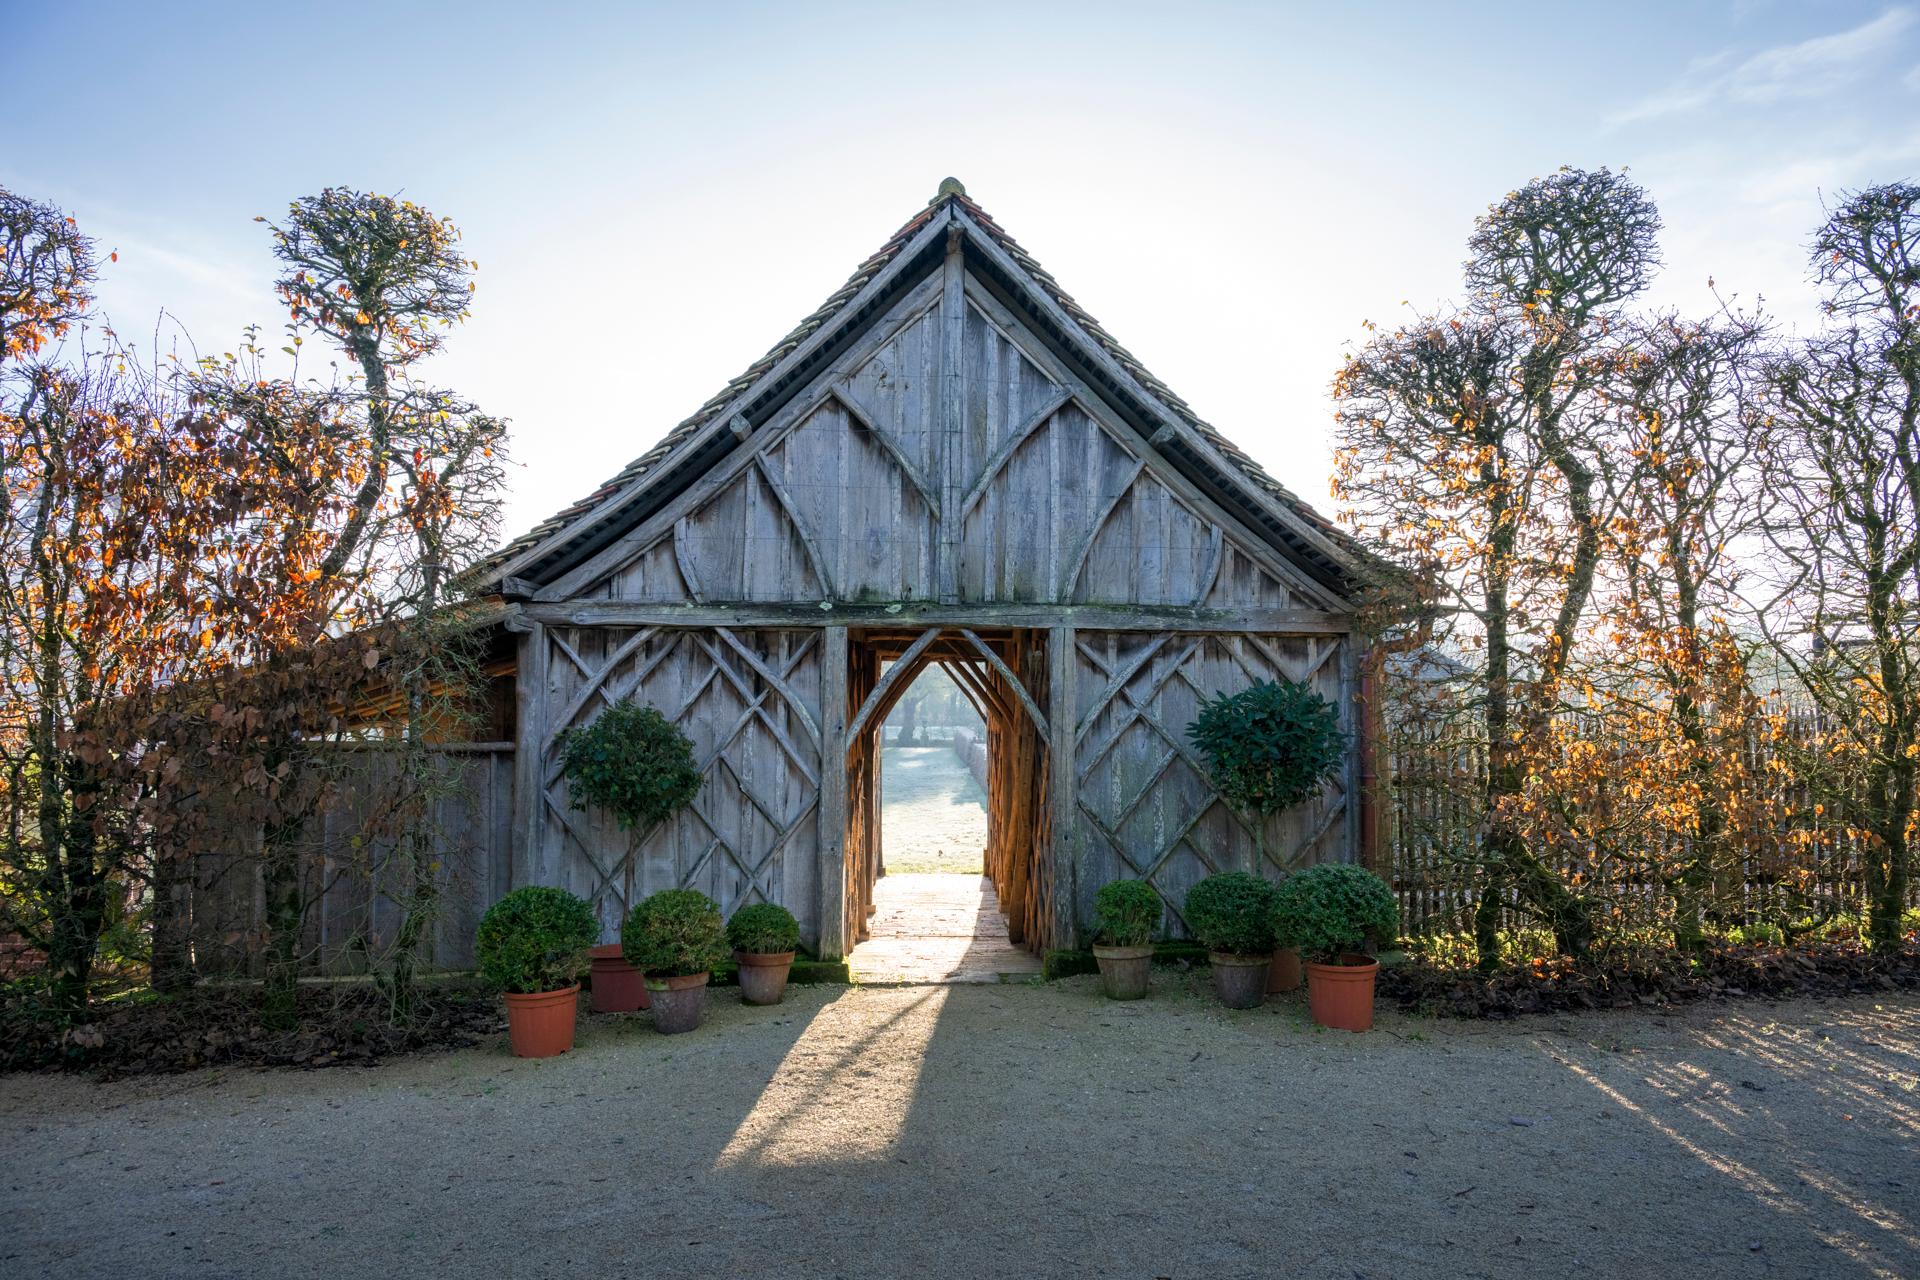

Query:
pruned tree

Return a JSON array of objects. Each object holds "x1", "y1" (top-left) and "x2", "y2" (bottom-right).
[
  {"x1": 1335, "y1": 167, "x2": 1661, "y2": 967},
  {"x1": 177, "y1": 189, "x2": 505, "y2": 1025},
  {"x1": 0, "y1": 188, "x2": 96, "y2": 363},
  {"x1": 1751, "y1": 183, "x2": 1920, "y2": 951},
  {"x1": 0, "y1": 186, "x2": 321, "y2": 1012},
  {"x1": 1590, "y1": 310, "x2": 1775, "y2": 948}
]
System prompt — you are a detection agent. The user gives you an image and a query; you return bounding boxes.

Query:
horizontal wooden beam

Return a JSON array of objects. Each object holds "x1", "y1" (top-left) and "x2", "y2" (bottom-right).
[{"x1": 515, "y1": 600, "x2": 1349, "y2": 635}]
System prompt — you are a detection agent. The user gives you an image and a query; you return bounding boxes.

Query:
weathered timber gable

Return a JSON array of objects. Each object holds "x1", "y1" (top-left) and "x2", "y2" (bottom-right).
[
  {"x1": 486, "y1": 181, "x2": 1377, "y2": 958},
  {"x1": 544, "y1": 267, "x2": 1331, "y2": 615}
]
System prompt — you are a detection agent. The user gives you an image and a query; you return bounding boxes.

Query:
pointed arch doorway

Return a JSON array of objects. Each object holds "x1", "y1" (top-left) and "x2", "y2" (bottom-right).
[{"x1": 841, "y1": 626, "x2": 1050, "y2": 981}]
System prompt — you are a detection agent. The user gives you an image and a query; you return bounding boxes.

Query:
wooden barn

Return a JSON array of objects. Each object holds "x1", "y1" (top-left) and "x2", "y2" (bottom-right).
[{"x1": 481, "y1": 180, "x2": 1375, "y2": 960}]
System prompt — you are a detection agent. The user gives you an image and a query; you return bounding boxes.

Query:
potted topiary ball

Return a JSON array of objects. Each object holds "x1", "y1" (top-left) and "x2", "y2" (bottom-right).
[
  {"x1": 622, "y1": 889, "x2": 729, "y2": 1034},
  {"x1": 1091, "y1": 879, "x2": 1161, "y2": 1000},
  {"x1": 559, "y1": 699, "x2": 704, "y2": 1014},
  {"x1": 1187, "y1": 680, "x2": 1345, "y2": 995},
  {"x1": 1183, "y1": 872, "x2": 1279, "y2": 1009},
  {"x1": 727, "y1": 903, "x2": 801, "y2": 1006},
  {"x1": 475, "y1": 886, "x2": 599, "y2": 1058},
  {"x1": 1271, "y1": 863, "x2": 1399, "y2": 1032}
]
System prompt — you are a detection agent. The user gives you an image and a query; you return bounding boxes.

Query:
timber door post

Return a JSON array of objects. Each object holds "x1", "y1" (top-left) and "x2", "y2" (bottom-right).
[
  {"x1": 509, "y1": 621, "x2": 547, "y2": 896},
  {"x1": 1049, "y1": 624, "x2": 1078, "y2": 949},
  {"x1": 818, "y1": 625, "x2": 850, "y2": 959}
]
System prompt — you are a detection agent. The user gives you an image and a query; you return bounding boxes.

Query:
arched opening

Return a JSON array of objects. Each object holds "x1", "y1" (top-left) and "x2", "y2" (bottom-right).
[
  {"x1": 878, "y1": 665, "x2": 987, "y2": 876},
  {"x1": 842, "y1": 627, "x2": 1051, "y2": 980}
]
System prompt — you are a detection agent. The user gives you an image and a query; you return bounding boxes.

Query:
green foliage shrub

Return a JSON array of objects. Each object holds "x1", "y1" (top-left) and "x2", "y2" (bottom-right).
[
  {"x1": 622, "y1": 889, "x2": 728, "y2": 977},
  {"x1": 1186, "y1": 680, "x2": 1345, "y2": 815},
  {"x1": 474, "y1": 886, "x2": 598, "y2": 994},
  {"x1": 727, "y1": 902, "x2": 801, "y2": 955},
  {"x1": 1092, "y1": 879, "x2": 1162, "y2": 947},
  {"x1": 558, "y1": 699, "x2": 703, "y2": 830},
  {"x1": 1729, "y1": 922, "x2": 1786, "y2": 947},
  {"x1": 1184, "y1": 872, "x2": 1279, "y2": 957},
  {"x1": 1271, "y1": 863, "x2": 1399, "y2": 963}
]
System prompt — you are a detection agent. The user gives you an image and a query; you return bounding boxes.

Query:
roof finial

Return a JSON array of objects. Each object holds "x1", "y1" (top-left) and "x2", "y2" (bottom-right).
[{"x1": 936, "y1": 176, "x2": 966, "y2": 200}]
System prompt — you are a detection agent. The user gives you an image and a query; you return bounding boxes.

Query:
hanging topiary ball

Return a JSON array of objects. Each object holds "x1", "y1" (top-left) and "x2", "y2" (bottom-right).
[
  {"x1": 558, "y1": 698, "x2": 703, "y2": 830},
  {"x1": 1186, "y1": 679, "x2": 1345, "y2": 816}
]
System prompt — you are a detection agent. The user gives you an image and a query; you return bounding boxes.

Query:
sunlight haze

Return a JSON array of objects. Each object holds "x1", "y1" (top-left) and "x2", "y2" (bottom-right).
[{"x1": 8, "y1": 1, "x2": 1916, "y2": 541}]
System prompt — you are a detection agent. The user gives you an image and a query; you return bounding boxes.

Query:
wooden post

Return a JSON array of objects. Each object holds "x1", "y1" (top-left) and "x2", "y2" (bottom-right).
[
  {"x1": 1340, "y1": 635, "x2": 1364, "y2": 866},
  {"x1": 509, "y1": 622, "x2": 547, "y2": 896},
  {"x1": 817, "y1": 625, "x2": 849, "y2": 959},
  {"x1": 1049, "y1": 624, "x2": 1078, "y2": 949},
  {"x1": 1358, "y1": 640, "x2": 1385, "y2": 878},
  {"x1": 937, "y1": 225, "x2": 965, "y2": 604}
]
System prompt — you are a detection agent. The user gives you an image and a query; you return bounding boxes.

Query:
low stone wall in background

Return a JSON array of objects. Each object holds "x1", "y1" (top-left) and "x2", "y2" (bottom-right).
[{"x1": 951, "y1": 727, "x2": 989, "y2": 794}]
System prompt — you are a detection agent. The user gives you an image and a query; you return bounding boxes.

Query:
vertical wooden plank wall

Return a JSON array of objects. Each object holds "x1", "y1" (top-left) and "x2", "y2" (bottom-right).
[
  {"x1": 188, "y1": 743, "x2": 516, "y2": 977},
  {"x1": 1070, "y1": 630, "x2": 1355, "y2": 940}
]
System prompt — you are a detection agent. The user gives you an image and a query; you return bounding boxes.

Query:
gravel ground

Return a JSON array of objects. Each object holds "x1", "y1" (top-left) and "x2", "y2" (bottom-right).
[
  {"x1": 4, "y1": 981, "x2": 1917, "y2": 1280},
  {"x1": 880, "y1": 745, "x2": 986, "y2": 874}
]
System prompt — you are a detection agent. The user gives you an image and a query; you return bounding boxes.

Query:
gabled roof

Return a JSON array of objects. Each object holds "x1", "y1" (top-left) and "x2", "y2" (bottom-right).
[{"x1": 488, "y1": 180, "x2": 1370, "y2": 596}]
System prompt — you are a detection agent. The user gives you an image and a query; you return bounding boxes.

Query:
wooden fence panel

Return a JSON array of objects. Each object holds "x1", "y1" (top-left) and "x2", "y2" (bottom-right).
[
  {"x1": 1384, "y1": 709, "x2": 1915, "y2": 935},
  {"x1": 525, "y1": 625, "x2": 824, "y2": 949},
  {"x1": 187, "y1": 743, "x2": 514, "y2": 977},
  {"x1": 1072, "y1": 631, "x2": 1355, "y2": 939}
]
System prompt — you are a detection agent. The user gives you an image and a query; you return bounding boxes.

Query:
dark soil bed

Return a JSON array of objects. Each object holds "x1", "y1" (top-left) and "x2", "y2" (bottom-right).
[
  {"x1": 1378, "y1": 940, "x2": 1920, "y2": 1018},
  {"x1": 1, "y1": 981, "x2": 504, "y2": 1079}
]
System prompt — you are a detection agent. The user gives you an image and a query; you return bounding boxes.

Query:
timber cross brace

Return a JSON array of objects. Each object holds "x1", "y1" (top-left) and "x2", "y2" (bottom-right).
[{"x1": 524, "y1": 625, "x2": 827, "y2": 937}]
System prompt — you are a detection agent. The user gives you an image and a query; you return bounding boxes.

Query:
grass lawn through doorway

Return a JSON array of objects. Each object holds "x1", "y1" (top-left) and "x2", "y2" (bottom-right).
[{"x1": 879, "y1": 745, "x2": 986, "y2": 875}]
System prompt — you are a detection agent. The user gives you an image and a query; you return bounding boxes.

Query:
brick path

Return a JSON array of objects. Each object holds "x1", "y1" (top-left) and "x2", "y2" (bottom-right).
[{"x1": 847, "y1": 873, "x2": 1042, "y2": 984}]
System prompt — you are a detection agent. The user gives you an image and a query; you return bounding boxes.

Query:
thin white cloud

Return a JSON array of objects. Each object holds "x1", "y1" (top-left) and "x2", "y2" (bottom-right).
[
  {"x1": 1735, "y1": 137, "x2": 1920, "y2": 205},
  {"x1": 1905, "y1": 61, "x2": 1920, "y2": 88},
  {"x1": 1609, "y1": 8, "x2": 1915, "y2": 126}
]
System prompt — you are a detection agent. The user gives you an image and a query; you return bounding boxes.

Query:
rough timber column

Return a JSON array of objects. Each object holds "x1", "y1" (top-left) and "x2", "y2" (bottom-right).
[
  {"x1": 937, "y1": 218, "x2": 965, "y2": 604},
  {"x1": 817, "y1": 624, "x2": 850, "y2": 958},
  {"x1": 1049, "y1": 624, "x2": 1078, "y2": 948},
  {"x1": 509, "y1": 619, "x2": 547, "y2": 893}
]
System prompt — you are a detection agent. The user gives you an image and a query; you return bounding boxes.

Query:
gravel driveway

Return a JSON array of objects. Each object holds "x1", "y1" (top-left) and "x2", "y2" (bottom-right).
[{"x1": 4, "y1": 978, "x2": 1916, "y2": 1280}]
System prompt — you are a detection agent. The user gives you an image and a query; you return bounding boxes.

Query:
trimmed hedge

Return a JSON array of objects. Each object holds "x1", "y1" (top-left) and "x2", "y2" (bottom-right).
[
  {"x1": 475, "y1": 886, "x2": 598, "y2": 995},
  {"x1": 558, "y1": 699, "x2": 702, "y2": 830},
  {"x1": 622, "y1": 889, "x2": 729, "y2": 978},
  {"x1": 1271, "y1": 863, "x2": 1399, "y2": 963},
  {"x1": 728, "y1": 902, "x2": 801, "y2": 955},
  {"x1": 1092, "y1": 879, "x2": 1162, "y2": 947},
  {"x1": 1187, "y1": 679, "x2": 1345, "y2": 816},
  {"x1": 1184, "y1": 872, "x2": 1279, "y2": 957}
]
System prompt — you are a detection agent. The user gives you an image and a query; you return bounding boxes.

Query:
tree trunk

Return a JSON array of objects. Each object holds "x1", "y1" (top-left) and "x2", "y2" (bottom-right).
[
  {"x1": 259, "y1": 813, "x2": 305, "y2": 1030},
  {"x1": 148, "y1": 845, "x2": 196, "y2": 994},
  {"x1": 45, "y1": 755, "x2": 108, "y2": 1016},
  {"x1": 1865, "y1": 754, "x2": 1916, "y2": 950}
]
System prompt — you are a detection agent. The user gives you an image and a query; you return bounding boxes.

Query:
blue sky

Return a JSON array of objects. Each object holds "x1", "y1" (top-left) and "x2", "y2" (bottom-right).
[{"x1": 8, "y1": 2, "x2": 1917, "y2": 540}]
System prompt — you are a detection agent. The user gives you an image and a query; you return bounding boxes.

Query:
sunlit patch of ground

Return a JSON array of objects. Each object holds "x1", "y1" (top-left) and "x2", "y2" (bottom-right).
[
  {"x1": 846, "y1": 874, "x2": 1041, "y2": 983},
  {"x1": 5, "y1": 992, "x2": 1918, "y2": 1278}
]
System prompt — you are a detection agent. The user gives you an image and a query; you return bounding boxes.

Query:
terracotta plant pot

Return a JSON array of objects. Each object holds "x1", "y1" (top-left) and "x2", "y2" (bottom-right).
[
  {"x1": 1306, "y1": 954, "x2": 1379, "y2": 1032},
  {"x1": 1209, "y1": 952, "x2": 1271, "y2": 1009},
  {"x1": 1092, "y1": 944, "x2": 1152, "y2": 1000},
  {"x1": 1268, "y1": 947, "x2": 1303, "y2": 994},
  {"x1": 503, "y1": 984, "x2": 580, "y2": 1058},
  {"x1": 735, "y1": 950, "x2": 795, "y2": 1006},
  {"x1": 588, "y1": 944, "x2": 650, "y2": 1013},
  {"x1": 646, "y1": 972, "x2": 711, "y2": 1034}
]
